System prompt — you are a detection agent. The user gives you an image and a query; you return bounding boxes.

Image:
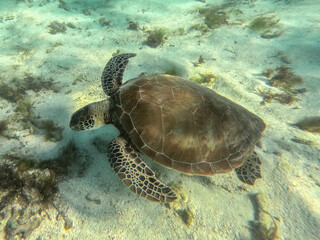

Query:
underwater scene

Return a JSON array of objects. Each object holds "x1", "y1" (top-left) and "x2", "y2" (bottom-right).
[{"x1": 0, "y1": 0, "x2": 319, "y2": 239}]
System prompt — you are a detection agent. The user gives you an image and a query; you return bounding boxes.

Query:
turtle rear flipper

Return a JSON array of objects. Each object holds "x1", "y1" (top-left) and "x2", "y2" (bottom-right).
[
  {"x1": 101, "y1": 53, "x2": 136, "y2": 96},
  {"x1": 235, "y1": 152, "x2": 262, "y2": 185},
  {"x1": 107, "y1": 137, "x2": 177, "y2": 203}
]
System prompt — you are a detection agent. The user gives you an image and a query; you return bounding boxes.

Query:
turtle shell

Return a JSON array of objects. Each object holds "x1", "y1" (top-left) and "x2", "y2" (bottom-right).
[{"x1": 111, "y1": 74, "x2": 265, "y2": 176}]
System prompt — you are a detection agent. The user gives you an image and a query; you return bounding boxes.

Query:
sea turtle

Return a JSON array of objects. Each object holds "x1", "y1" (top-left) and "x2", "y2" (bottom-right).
[{"x1": 69, "y1": 53, "x2": 266, "y2": 203}]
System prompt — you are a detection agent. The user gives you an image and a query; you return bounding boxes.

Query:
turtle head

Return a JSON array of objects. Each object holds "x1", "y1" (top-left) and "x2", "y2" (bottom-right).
[{"x1": 70, "y1": 100, "x2": 110, "y2": 131}]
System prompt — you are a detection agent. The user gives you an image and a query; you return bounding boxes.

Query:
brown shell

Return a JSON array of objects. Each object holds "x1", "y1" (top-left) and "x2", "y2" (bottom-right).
[{"x1": 111, "y1": 74, "x2": 265, "y2": 176}]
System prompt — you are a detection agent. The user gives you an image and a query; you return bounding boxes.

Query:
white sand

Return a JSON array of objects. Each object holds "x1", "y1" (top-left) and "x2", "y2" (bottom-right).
[{"x1": 0, "y1": 0, "x2": 320, "y2": 239}]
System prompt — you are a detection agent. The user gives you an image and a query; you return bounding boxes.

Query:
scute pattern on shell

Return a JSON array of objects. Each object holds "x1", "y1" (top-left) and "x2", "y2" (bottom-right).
[{"x1": 111, "y1": 74, "x2": 265, "y2": 176}]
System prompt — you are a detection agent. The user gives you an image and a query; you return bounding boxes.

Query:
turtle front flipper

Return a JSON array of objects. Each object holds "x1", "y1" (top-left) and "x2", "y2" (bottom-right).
[
  {"x1": 101, "y1": 53, "x2": 136, "y2": 96},
  {"x1": 107, "y1": 137, "x2": 177, "y2": 203},
  {"x1": 235, "y1": 152, "x2": 262, "y2": 185}
]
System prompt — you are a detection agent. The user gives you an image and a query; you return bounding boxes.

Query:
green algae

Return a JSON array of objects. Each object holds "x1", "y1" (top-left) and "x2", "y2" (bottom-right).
[
  {"x1": 48, "y1": 21, "x2": 67, "y2": 34},
  {"x1": 11, "y1": 97, "x2": 64, "y2": 142},
  {"x1": 0, "y1": 120, "x2": 8, "y2": 136},
  {"x1": 1, "y1": 141, "x2": 80, "y2": 208},
  {"x1": 58, "y1": 0, "x2": 69, "y2": 11},
  {"x1": 164, "y1": 65, "x2": 183, "y2": 77},
  {"x1": 269, "y1": 66, "x2": 303, "y2": 92},
  {"x1": 257, "y1": 66, "x2": 305, "y2": 105},
  {"x1": 32, "y1": 119, "x2": 64, "y2": 142},
  {"x1": 199, "y1": 7, "x2": 229, "y2": 29},
  {"x1": 190, "y1": 23, "x2": 210, "y2": 34},
  {"x1": 249, "y1": 193, "x2": 281, "y2": 240},
  {"x1": 98, "y1": 18, "x2": 111, "y2": 27},
  {"x1": 190, "y1": 72, "x2": 219, "y2": 86},
  {"x1": 46, "y1": 42, "x2": 63, "y2": 54},
  {"x1": 127, "y1": 19, "x2": 139, "y2": 30},
  {"x1": 0, "y1": 141, "x2": 81, "y2": 239},
  {"x1": 256, "y1": 88, "x2": 300, "y2": 105},
  {"x1": 249, "y1": 16, "x2": 279, "y2": 32},
  {"x1": 0, "y1": 74, "x2": 59, "y2": 103},
  {"x1": 248, "y1": 16, "x2": 282, "y2": 39},
  {"x1": 146, "y1": 28, "x2": 168, "y2": 48}
]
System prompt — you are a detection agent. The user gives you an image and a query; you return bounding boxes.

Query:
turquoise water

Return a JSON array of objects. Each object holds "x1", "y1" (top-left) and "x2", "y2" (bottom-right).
[{"x1": 0, "y1": 0, "x2": 319, "y2": 239}]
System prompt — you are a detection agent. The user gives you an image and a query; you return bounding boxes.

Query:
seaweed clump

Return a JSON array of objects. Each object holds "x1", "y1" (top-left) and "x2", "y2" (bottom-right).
[
  {"x1": 164, "y1": 182, "x2": 196, "y2": 227},
  {"x1": 250, "y1": 210, "x2": 280, "y2": 240},
  {"x1": 190, "y1": 73, "x2": 219, "y2": 86},
  {"x1": 32, "y1": 119, "x2": 64, "y2": 142},
  {"x1": 164, "y1": 65, "x2": 183, "y2": 77},
  {"x1": 248, "y1": 16, "x2": 282, "y2": 39},
  {"x1": 98, "y1": 18, "x2": 111, "y2": 27},
  {"x1": 146, "y1": 28, "x2": 167, "y2": 48},
  {"x1": 58, "y1": 0, "x2": 70, "y2": 11},
  {"x1": 193, "y1": 55, "x2": 205, "y2": 67},
  {"x1": 293, "y1": 117, "x2": 320, "y2": 133},
  {"x1": 0, "y1": 74, "x2": 63, "y2": 141},
  {"x1": 269, "y1": 66, "x2": 303, "y2": 91},
  {"x1": 0, "y1": 120, "x2": 8, "y2": 136},
  {"x1": 10, "y1": 96, "x2": 64, "y2": 142},
  {"x1": 0, "y1": 142, "x2": 78, "y2": 210},
  {"x1": 15, "y1": 97, "x2": 34, "y2": 120},
  {"x1": 0, "y1": 74, "x2": 59, "y2": 103},
  {"x1": 14, "y1": 98, "x2": 35, "y2": 133},
  {"x1": 0, "y1": 141, "x2": 80, "y2": 239},
  {"x1": 248, "y1": 193, "x2": 281, "y2": 240},
  {"x1": 48, "y1": 21, "x2": 67, "y2": 34},
  {"x1": 249, "y1": 16, "x2": 279, "y2": 32},
  {"x1": 127, "y1": 18, "x2": 139, "y2": 30},
  {"x1": 46, "y1": 42, "x2": 63, "y2": 54},
  {"x1": 189, "y1": 23, "x2": 210, "y2": 34},
  {"x1": 257, "y1": 66, "x2": 306, "y2": 105},
  {"x1": 200, "y1": 9, "x2": 228, "y2": 29},
  {"x1": 198, "y1": 3, "x2": 234, "y2": 29},
  {"x1": 256, "y1": 88, "x2": 298, "y2": 105}
]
